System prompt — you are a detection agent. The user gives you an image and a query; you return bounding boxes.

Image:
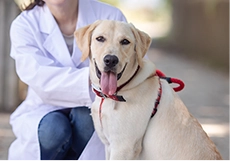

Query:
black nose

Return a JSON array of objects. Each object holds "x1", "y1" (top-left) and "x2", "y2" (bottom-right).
[{"x1": 104, "y1": 55, "x2": 119, "y2": 68}]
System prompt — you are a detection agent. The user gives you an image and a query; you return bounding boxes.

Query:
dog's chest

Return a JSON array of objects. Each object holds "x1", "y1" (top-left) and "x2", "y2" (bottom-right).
[{"x1": 91, "y1": 78, "x2": 159, "y2": 134}]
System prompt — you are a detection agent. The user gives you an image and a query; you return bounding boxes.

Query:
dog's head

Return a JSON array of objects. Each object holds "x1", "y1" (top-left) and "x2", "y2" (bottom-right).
[{"x1": 75, "y1": 20, "x2": 151, "y2": 95}]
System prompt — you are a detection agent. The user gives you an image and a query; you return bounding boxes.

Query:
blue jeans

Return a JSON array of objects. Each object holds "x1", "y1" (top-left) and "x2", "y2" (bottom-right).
[{"x1": 38, "y1": 107, "x2": 94, "y2": 160}]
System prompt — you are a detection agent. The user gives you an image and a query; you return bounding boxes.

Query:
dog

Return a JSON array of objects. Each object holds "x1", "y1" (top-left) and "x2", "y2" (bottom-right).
[{"x1": 74, "y1": 20, "x2": 222, "y2": 160}]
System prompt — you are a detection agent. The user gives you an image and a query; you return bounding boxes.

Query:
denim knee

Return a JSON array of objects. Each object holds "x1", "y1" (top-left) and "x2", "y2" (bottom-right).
[
  {"x1": 69, "y1": 107, "x2": 94, "y2": 157},
  {"x1": 38, "y1": 111, "x2": 72, "y2": 160}
]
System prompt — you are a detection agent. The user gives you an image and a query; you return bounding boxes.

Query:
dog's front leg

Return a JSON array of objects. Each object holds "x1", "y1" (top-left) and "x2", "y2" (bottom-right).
[{"x1": 108, "y1": 138, "x2": 142, "y2": 160}]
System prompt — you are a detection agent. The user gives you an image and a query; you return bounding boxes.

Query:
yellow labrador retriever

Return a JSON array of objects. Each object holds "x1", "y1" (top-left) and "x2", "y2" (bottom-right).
[{"x1": 74, "y1": 20, "x2": 222, "y2": 160}]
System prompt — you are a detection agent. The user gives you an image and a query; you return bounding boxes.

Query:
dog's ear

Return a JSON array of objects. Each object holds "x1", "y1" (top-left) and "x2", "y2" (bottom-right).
[
  {"x1": 74, "y1": 20, "x2": 102, "y2": 62},
  {"x1": 130, "y1": 23, "x2": 152, "y2": 67}
]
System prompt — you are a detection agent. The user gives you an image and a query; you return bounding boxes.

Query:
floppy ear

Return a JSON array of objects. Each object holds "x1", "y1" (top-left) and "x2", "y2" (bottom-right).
[
  {"x1": 130, "y1": 23, "x2": 152, "y2": 67},
  {"x1": 74, "y1": 20, "x2": 102, "y2": 62}
]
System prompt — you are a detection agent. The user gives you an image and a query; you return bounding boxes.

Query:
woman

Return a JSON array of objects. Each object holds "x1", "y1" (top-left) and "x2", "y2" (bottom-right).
[{"x1": 9, "y1": 0, "x2": 126, "y2": 159}]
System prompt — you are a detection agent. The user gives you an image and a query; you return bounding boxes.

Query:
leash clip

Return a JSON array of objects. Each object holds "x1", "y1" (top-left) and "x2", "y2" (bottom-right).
[{"x1": 92, "y1": 84, "x2": 107, "y2": 99}]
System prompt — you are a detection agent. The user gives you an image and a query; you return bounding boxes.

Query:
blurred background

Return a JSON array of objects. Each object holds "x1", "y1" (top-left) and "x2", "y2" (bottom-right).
[{"x1": 0, "y1": 0, "x2": 229, "y2": 159}]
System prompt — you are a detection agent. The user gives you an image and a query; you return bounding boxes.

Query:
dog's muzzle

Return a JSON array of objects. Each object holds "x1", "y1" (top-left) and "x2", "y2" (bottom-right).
[
  {"x1": 94, "y1": 56, "x2": 127, "y2": 96},
  {"x1": 94, "y1": 57, "x2": 127, "y2": 81}
]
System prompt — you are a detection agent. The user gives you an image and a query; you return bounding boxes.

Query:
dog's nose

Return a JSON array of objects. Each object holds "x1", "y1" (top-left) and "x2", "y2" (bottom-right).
[{"x1": 104, "y1": 55, "x2": 119, "y2": 68}]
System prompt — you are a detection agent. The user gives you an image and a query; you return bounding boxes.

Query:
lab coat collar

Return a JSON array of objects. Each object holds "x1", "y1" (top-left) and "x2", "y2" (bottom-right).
[
  {"x1": 39, "y1": 0, "x2": 97, "y2": 33},
  {"x1": 40, "y1": 4, "x2": 75, "y2": 67},
  {"x1": 40, "y1": 1, "x2": 97, "y2": 67},
  {"x1": 39, "y1": 4, "x2": 56, "y2": 34},
  {"x1": 76, "y1": 0, "x2": 97, "y2": 29},
  {"x1": 72, "y1": 0, "x2": 97, "y2": 67}
]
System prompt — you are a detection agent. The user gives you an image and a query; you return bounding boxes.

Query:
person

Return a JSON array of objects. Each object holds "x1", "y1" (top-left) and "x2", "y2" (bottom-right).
[{"x1": 8, "y1": 0, "x2": 127, "y2": 160}]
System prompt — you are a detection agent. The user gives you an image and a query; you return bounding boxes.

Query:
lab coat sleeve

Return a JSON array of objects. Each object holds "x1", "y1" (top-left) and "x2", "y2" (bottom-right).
[
  {"x1": 115, "y1": 7, "x2": 127, "y2": 22},
  {"x1": 93, "y1": 1, "x2": 127, "y2": 23},
  {"x1": 10, "y1": 19, "x2": 93, "y2": 107}
]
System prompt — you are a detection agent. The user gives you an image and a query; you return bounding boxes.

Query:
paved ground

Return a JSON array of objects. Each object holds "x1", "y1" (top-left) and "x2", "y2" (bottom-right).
[
  {"x1": 0, "y1": 48, "x2": 229, "y2": 159},
  {"x1": 0, "y1": 112, "x2": 14, "y2": 160}
]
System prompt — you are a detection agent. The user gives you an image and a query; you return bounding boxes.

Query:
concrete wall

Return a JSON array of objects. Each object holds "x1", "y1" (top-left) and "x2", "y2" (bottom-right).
[{"x1": 0, "y1": 0, "x2": 20, "y2": 112}]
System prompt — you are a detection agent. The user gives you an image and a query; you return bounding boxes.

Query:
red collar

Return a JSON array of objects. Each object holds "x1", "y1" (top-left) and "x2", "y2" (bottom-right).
[
  {"x1": 92, "y1": 66, "x2": 140, "y2": 102},
  {"x1": 93, "y1": 88, "x2": 126, "y2": 102}
]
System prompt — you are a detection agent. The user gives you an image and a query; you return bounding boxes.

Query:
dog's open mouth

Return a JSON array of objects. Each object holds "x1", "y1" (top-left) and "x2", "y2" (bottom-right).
[{"x1": 94, "y1": 60, "x2": 127, "y2": 95}]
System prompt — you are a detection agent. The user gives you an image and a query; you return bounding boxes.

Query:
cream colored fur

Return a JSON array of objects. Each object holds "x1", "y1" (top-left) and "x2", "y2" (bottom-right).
[{"x1": 75, "y1": 20, "x2": 222, "y2": 160}]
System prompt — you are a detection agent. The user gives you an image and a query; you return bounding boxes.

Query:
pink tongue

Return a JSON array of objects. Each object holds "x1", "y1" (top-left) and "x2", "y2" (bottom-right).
[{"x1": 100, "y1": 72, "x2": 117, "y2": 95}]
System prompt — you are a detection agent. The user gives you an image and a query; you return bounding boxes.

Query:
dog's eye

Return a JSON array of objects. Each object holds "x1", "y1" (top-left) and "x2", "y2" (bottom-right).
[
  {"x1": 120, "y1": 39, "x2": 130, "y2": 45},
  {"x1": 96, "y1": 36, "x2": 106, "y2": 42}
]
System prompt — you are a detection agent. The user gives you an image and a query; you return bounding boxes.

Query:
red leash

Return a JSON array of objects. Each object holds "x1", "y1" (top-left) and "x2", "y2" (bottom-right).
[
  {"x1": 151, "y1": 69, "x2": 185, "y2": 117},
  {"x1": 156, "y1": 69, "x2": 185, "y2": 92},
  {"x1": 99, "y1": 98, "x2": 105, "y2": 128},
  {"x1": 95, "y1": 69, "x2": 185, "y2": 126}
]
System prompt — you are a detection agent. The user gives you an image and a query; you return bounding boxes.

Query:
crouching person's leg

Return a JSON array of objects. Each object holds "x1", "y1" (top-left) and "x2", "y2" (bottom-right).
[
  {"x1": 68, "y1": 106, "x2": 94, "y2": 159},
  {"x1": 38, "y1": 111, "x2": 72, "y2": 160}
]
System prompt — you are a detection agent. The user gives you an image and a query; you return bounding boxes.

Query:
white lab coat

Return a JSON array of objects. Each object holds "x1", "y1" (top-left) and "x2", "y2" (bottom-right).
[{"x1": 8, "y1": 0, "x2": 126, "y2": 159}]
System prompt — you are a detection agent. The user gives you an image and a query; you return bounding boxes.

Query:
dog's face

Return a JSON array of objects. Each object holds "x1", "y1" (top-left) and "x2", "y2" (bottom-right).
[{"x1": 75, "y1": 20, "x2": 151, "y2": 95}]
